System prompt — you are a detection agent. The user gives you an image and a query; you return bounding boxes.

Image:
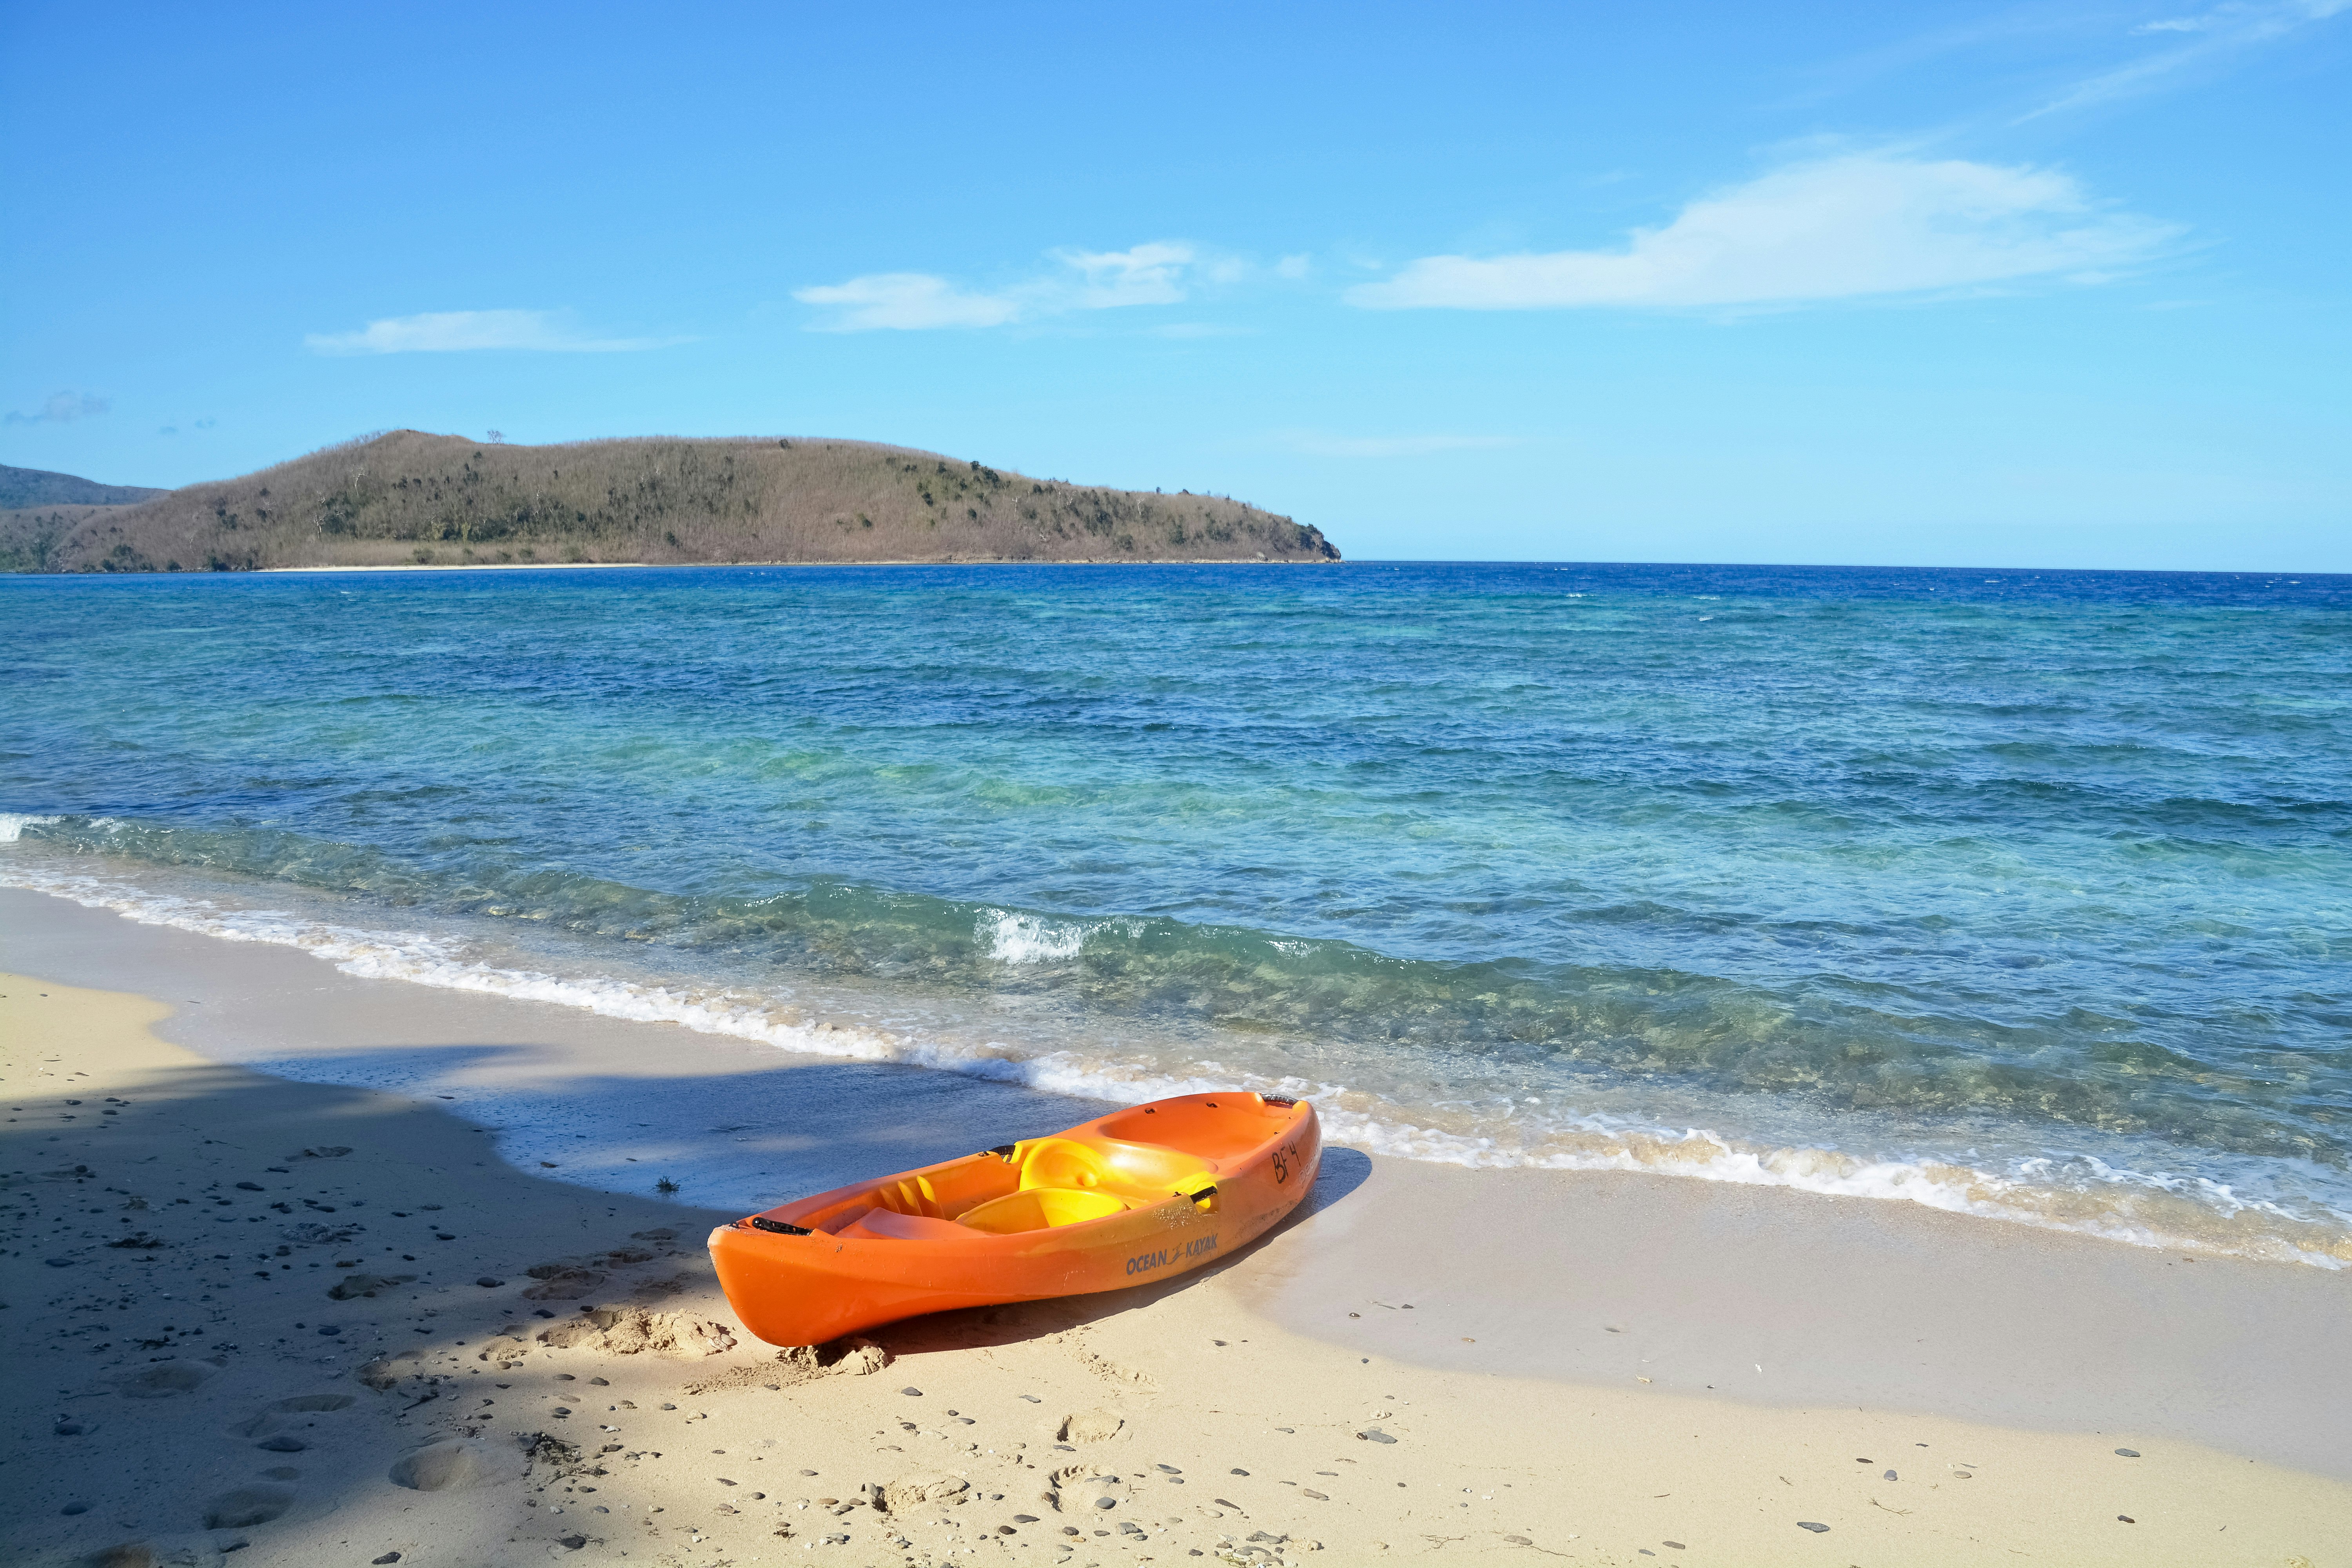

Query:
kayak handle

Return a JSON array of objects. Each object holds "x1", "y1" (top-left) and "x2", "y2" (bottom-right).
[
  {"x1": 749, "y1": 1217, "x2": 812, "y2": 1236},
  {"x1": 987, "y1": 1143, "x2": 1018, "y2": 1161},
  {"x1": 1261, "y1": 1095, "x2": 1299, "y2": 1107},
  {"x1": 1184, "y1": 1183, "x2": 1218, "y2": 1210}
]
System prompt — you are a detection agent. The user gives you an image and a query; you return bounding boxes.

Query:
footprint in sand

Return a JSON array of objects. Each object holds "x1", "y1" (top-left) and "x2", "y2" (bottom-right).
[
  {"x1": 1057, "y1": 1410, "x2": 1124, "y2": 1443},
  {"x1": 232, "y1": 1393, "x2": 358, "y2": 1446},
  {"x1": 358, "y1": 1352, "x2": 425, "y2": 1390},
  {"x1": 203, "y1": 1484, "x2": 295, "y2": 1528},
  {"x1": 389, "y1": 1437, "x2": 522, "y2": 1492},
  {"x1": 522, "y1": 1266, "x2": 606, "y2": 1301},
  {"x1": 1049, "y1": 1467, "x2": 1128, "y2": 1515},
  {"x1": 114, "y1": 1361, "x2": 216, "y2": 1399}
]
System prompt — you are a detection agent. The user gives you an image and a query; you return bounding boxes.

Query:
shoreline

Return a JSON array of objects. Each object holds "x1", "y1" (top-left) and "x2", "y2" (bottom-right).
[
  {"x1": 0, "y1": 893, "x2": 2343, "y2": 1448},
  {"x1": 258, "y1": 557, "x2": 1340, "y2": 573},
  {"x1": 3, "y1": 857, "x2": 2341, "y2": 1276},
  {"x1": 4, "y1": 912, "x2": 2352, "y2": 1561}
]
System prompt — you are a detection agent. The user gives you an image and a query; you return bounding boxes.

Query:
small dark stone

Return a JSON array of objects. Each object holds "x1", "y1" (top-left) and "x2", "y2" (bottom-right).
[
  {"x1": 2118, "y1": 1515, "x2": 2135, "y2": 1523},
  {"x1": 900, "y1": 1387, "x2": 922, "y2": 1396},
  {"x1": 1883, "y1": 1469, "x2": 1897, "y2": 1480},
  {"x1": 1664, "y1": 1544, "x2": 1685, "y2": 1552},
  {"x1": 256, "y1": 1435, "x2": 307, "y2": 1452},
  {"x1": 62, "y1": 1503, "x2": 89, "y2": 1515},
  {"x1": 1230, "y1": 1468, "x2": 1249, "y2": 1476},
  {"x1": 475, "y1": 1277, "x2": 505, "y2": 1288},
  {"x1": 1358, "y1": 1428, "x2": 1398, "y2": 1444},
  {"x1": 559, "y1": 1536, "x2": 586, "y2": 1551},
  {"x1": 373, "y1": 1555, "x2": 403, "y2": 1564},
  {"x1": 45, "y1": 1257, "x2": 75, "y2": 1268},
  {"x1": 2114, "y1": 1448, "x2": 2140, "y2": 1458},
  {"x1": 998, "y1": 1525, "x2": 1017, "y2": 1535},
  {"x1": 236, "y1": 1182, "x2": 264, "y2": 1191},
  {"x1": 1012, "y1": 1514, "x2": 1039, "y2": 1523},
  {"x1": 317, "y1": 1325, "x2": 341, "y2": 1336},
  {"x1": 1797, "y1": 1521, "x2": 1829, "y2": 1533},
  {"x1": 54, "y1": 1421, "x2": 83, "y2": 1436}
]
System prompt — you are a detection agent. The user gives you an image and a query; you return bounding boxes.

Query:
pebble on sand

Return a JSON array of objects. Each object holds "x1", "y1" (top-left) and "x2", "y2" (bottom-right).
[{"x1": 1797, "y1": 1521, "x2": 1830, "y2": 1532}]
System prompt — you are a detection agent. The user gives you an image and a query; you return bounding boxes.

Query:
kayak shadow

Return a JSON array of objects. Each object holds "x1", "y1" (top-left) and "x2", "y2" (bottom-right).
[{"x1": 857, "y1": 1144, "x2": 1373, "y2": 1357}]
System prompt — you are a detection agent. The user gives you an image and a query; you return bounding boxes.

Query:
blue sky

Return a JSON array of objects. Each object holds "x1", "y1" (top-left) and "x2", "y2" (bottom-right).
[{"x1": 3, "y1": 1, "x2": 2346, "y2": 568}]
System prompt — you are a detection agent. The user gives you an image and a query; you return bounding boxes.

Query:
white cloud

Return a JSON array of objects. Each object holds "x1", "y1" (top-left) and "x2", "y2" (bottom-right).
[
  {"x1": 795, "y1": 241, "x2": 1220, "y2": 331},
  {"x1": 1058, "y1": 242, "x2": 1195, "y2": 307},
  {"x1": 790, "y1": 273, "x2": 1023, "y2": 331},
  {"x1": 2040, "y1": 0, "x2": 2348, "y2": 116},
  {"x1": 5, "y1": 389, "x2": 110, "y2": 425},
  {"x1": 1281, "y1": 431, "x2": 1519, "y2": 458},
  {"x1": 304, "y1": 309, "x2": 671, "y2": 355},
  {"x1": 1345, "y1": 154, "x2": 2178, "y2": 312},
  {"x1": 1274, "y1": 253, "x2": 1312, "y2": 279}
]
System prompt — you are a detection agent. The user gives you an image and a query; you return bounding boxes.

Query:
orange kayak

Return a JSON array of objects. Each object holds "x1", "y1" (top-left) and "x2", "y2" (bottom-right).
[{"x1": 708, "y1": 1091, "x2": 1320, "y2": 1347}]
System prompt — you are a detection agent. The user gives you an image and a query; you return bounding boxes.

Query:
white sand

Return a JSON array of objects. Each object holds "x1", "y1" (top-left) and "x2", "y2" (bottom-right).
[{"x1": 4, "y1": 892, "x2": 2347, "y2": 1567}]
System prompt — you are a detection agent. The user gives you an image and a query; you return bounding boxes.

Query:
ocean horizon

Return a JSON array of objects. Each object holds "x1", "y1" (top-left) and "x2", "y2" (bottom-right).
[{"x1": 7, "y1": 559, "x2": 2347, "y2": 1267}]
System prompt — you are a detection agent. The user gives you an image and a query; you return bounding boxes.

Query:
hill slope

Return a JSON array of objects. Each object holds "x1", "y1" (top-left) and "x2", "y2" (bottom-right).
[
  {"x1": 19, "y1": 431, "x2": 1340, "y2": 572},
  {"x1": 0, "y1": 463, "x2": 168, "y2": 509}
]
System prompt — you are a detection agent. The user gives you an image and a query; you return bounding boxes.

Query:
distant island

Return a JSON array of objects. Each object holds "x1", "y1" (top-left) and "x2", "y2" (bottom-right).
[{"x1": 0, "y1": 431, "x2": 1341, "y2": 573}]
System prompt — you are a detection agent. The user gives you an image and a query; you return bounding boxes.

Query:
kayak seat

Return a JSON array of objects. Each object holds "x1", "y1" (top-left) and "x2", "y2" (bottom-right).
[
  {"x1": 840, "y1": 1207, "x2": 972, "y2": 1242},
  {"x1": 1016, "y1": 1136, "x2": 1215, "y2": 1202},
  {"x1": 956, "y1": 1186, "x2": 1130, "y2": 1235}
]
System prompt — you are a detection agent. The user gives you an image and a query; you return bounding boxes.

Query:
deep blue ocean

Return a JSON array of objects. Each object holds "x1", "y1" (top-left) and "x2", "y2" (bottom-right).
[{"x1": 5, "y1": 561, "x2": 2347, "y2": 1265}]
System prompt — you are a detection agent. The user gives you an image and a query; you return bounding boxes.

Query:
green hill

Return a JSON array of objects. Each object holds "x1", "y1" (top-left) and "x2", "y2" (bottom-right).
[{"x1": 7, "y1": 431, "x2": 1340, "y2": 573}]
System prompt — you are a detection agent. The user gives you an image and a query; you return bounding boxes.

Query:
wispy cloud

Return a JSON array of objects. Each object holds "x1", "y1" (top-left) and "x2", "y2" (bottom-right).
[
  {"x1": 1061, "y1": 242, "x2": 1194, "y2": 308},
  {"x1": 788, "y1": 274, "x2": 1024, "y2": 331},
  {"x1": 2029, "y1": 0, "x2": 2349, "y2": 118},
  {"x1": 1345, "y1": 154, "x2": 2178, "y2": 312},
  {"x1": 5, "y1": 390, "x2": 111, "y2": 425},
  {"x1": 305, "y1": 309, "x2": 675, "y2": 355},
  {"x1": 1280, "y1": 431, "x2": 1520, "y2": 458},
  {"x1": 796, "y1": 242, "x2": 1228, "y2": 331}
]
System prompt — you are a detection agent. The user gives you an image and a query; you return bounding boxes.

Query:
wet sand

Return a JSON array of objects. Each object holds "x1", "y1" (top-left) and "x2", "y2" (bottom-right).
[{"x1": 3, "y1": 890, "x2": 2347, "y2": 1566}]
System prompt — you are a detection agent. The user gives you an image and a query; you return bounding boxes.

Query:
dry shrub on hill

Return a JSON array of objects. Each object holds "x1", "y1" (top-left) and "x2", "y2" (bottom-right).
[{"x1": 22, "y1": 430, "x2": 1340, "y2": 572}]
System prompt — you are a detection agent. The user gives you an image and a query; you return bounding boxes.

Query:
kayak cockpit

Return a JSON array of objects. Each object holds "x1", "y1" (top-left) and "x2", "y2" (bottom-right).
[{"x1": 796, "y1": 1130, "x2": 1221, "y2": 1240}]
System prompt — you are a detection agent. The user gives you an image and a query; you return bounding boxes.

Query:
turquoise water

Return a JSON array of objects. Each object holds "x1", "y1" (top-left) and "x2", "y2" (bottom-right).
[{"x1": 5, "y1": 562, "x2": 2348, "y2": 1263}]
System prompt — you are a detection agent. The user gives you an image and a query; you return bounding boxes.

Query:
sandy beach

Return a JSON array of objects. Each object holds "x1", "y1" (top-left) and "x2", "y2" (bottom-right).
[{"x1": 3, "y1": 893, "x2": 2347, "y2": 1568}]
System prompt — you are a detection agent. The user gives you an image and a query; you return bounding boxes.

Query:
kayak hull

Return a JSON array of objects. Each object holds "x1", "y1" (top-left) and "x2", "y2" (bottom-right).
[{"x1": 708, "y1": 1091, "x2": 1320, "y2": 1347}]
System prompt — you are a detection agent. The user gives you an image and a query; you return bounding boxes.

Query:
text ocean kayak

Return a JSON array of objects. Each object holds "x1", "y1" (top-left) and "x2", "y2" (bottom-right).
[{"x1": 708, "y1": 1091, "x2": 1321, "y2": 1346}]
